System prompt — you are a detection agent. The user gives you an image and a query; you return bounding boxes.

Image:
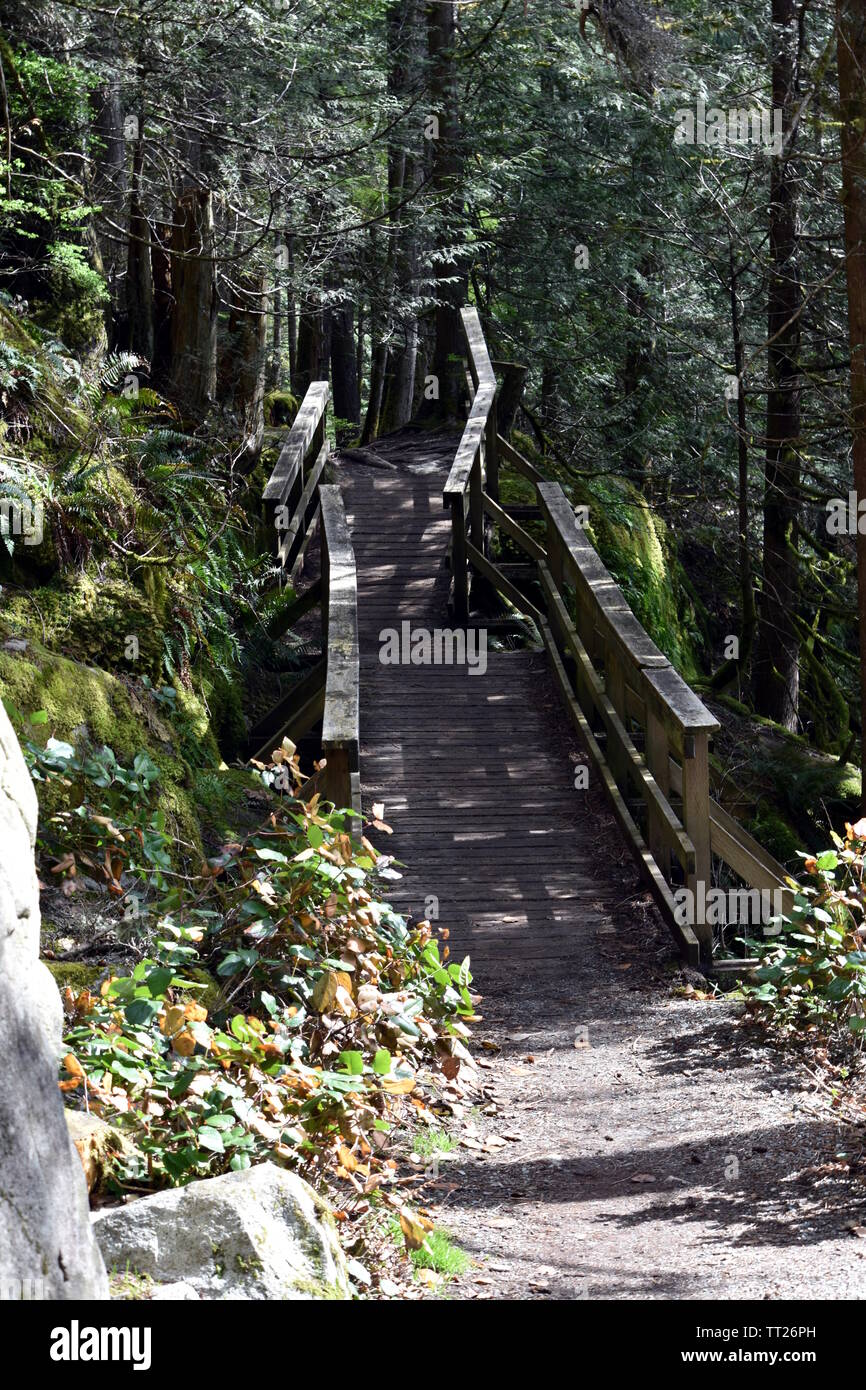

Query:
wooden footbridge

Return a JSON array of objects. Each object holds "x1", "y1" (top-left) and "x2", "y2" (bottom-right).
[{"x1": 247, "y1": 308, "x2": 792, "y2": 970}]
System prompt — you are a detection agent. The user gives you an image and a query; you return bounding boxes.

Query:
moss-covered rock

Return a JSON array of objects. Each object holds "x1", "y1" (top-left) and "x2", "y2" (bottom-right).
[
  {"x1": 45, "y1": 961, "x2": 105, "y2": 995},
  {"x1": 2, "y1": 572, "x2": 166, "y2": 681},
  {"x1": 708, "y1": 693, "x2": 862, "y2": 857},
  {"x1": 264, "y1": 390, "x2": 298, "y2": 427},
  {"x1": 0, "y1": 631, "x2": 206, "y2": 856},
  {"x1": 198, "y1": 670, "x2": 247, "y2": 762},
  {"x1": 0, "y1": 302, "x2": 90, "y2": 446}
]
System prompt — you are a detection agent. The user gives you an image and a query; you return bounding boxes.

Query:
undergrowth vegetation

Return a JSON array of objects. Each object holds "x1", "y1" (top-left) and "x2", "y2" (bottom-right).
[
  {"x1": 49, "y1": 741, "x2": 477, "y2": 1204},
  {"x1": 743, "y1": 820, "x2": 866, "y2": 1056}
]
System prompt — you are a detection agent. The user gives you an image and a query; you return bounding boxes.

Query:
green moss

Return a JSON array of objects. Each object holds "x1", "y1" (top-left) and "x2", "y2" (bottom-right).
[
  {"x1": 743, "y1": 809, "x2": 803, "y2": 866},
  {"x1": 749, "y1": 740, "x2": 861, "y2": 850},
  {"x1": 2, "y1": 573, "x2": 165, "y2": 681},
  {"x1": 0, "y1": 303, "x2": 90, "y2": 442},
  {"x1": 288, "y1": 1275, "x2": 346, "y2": 1300},
  {"x1": 192, "y1": 766, "x2": 259, "y2": 837},
  {"x1": 0, "y1": 632, "x2": 204, "y2": 857},
  {"x1": 582, "y1": 481, "x2": 701, "y2": 676},
  {"x1": 197, "y1": 669, "x2": 246, "y2": 761},
  {"x1": 173, "y1": 682, "x2": 221, "y2": 769},
  {"x1": 31, "y1": 244, "x2": 109, "y2": 354},
  {"x1": 45, "y1": 961, "x2": 104, "y2": 993},
  {"x1": 264, "y1": 389, "x2": 298, "y2": 426}
]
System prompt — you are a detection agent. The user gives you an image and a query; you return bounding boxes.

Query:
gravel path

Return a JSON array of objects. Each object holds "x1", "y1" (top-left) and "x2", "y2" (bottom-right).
[{"x1": 433, "y1": 811, "x2": 866, "y2": 1301}]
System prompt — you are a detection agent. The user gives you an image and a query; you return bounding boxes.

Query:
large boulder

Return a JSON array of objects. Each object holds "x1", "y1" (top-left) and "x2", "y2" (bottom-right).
[
  {"x1": 92, "y1": 1163, "x2": 350, "y2": 1300},
  {"x1": 0, "y1": 700, "x2": 108, "y2": 1298}
]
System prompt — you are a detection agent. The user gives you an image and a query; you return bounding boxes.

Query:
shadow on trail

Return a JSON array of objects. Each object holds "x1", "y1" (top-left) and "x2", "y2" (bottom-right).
[{"x1": 441, "y1": 1118, "x2": 866, "y2": 1251}]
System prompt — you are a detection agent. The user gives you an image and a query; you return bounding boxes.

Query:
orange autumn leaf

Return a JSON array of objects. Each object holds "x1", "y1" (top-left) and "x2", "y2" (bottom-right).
[{"x1": 171, "y1": 1030, "x2": 196, "y2": 1056}]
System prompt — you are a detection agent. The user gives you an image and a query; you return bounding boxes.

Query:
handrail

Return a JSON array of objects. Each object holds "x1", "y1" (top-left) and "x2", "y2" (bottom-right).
[
  {"x1": 251, "y1": 382, "x2": 361, "y2": 819},
  {"x1": 263, "y1": 380, "x2": 330, "y2": 578},
  {"x1": 443, "y1": 307, "x2": 500, "y2": 621},
  {"x1": 318, "y1": 485, "x2": 361, "y2": 817},
  {"x1": 444, "y1": 304, "x2": 792, "y2": 967}
]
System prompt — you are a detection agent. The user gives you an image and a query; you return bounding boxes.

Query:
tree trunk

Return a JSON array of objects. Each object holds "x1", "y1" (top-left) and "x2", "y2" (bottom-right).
[
  {"x1": 380, "y1": 320, "x2": 418, "y2": 433},
  {"x1": 169, "y1": 189, "x2": 218, "y2": 416},
  {"x1": 150, "y1": 222, "x2": 173, "y2": 384},
  {"x1": 268, "y1": 228, "x2": 283, "y2": 391},
  {"x1": 754, "y1": 0, "x2": 802, "y2": 730},
  {"x1": 286, "y1": 233, "x2": 297, "y2": 389},
  {"x1": 125, "y1": 115, "x2": 154, "y2": 364},
  {"x1": 331, "y1": 299, "x2": 361, "y2": 441},
  {"x1": 837, "y1": 0, "x2": 866, "y2": 804},
  {"x1": 495, "y1": 362, "x2": 528, "y2": 439},
  {"x1": 362, "y1": 336, "x2": 388, "y2": 444},
  {"x1": 418, "y1": 0, "x2": 465, "y2": 422},
  {"x1": 219, "y1": 272, "x2": 269, "y2": 468},
  {"x1": 91, "y1": 83, "x2": 127, "y2": 311},
  {"x1": 294, "y1": 302, "x2": 331, "y2": 402},
  {"x1": 711, "y1": 244, "x2": 757, "y2": 691}
]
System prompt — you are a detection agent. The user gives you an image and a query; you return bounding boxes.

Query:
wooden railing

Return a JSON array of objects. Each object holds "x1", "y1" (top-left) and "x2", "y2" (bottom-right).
[
  {"x1": 248, "y1": 381, "x2": 361, "y2": 818},
  {"x1": 445, "y1": 307, "x2": 792, "y2": 968}
]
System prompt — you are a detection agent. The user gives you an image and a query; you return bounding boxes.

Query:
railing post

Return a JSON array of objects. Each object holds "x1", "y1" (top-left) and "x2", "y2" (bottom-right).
[
  {"x1": 645, "y1": 707, "x2": 671, "y2": 880},
  {"x1": 486, "y1": 399, "x2": 499, "y2": 507},
  {"x1": 469, "y1": 442, "x2": 484, "y2": 553},
  {"x1": 451, "y1": 494, "x2": 469, "y2": 624},
  {"x1": 682, "y1": 731, "x2": 713, "y2": 959},
  {"x1": 320, "y1": 520, "x2": 330, "y2": 651},
  {"x1": 545, "y1": 509, "x2": 565, "y2": 595}
]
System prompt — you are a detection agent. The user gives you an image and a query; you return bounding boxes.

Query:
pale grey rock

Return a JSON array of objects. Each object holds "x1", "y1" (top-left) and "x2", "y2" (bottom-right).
[
  {"x1": 0, "y1": 701, "x2": 108, "y2": 1299},
  {"x1": 92, "y1": 1163, "x2": 349, "y2": 1300},
  {"x1": 150, "y1": 1281, "x2": 200, "y2": 1301}
]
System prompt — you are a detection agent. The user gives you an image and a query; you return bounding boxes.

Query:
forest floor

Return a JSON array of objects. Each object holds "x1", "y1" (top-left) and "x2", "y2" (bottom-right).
[{"x1": 336, "y1": 431, "x2": 866, "y2": 1302}]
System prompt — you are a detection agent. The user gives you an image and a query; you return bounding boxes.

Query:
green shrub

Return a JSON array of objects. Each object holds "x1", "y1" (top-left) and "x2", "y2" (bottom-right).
[
  {"x1": 59, "y1": 744, "x2": 477, "y2": 1192},
  {"x1": 743, "y1": 819, "x2": 866, "y2": 1040}
]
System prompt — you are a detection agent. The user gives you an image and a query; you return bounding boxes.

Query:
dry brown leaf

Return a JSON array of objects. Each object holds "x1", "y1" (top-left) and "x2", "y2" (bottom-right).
[
  {"x1": 381, "y1": 1076, "x2": 415, "y2": 1095},
  {"x1": 311, "y1": 970, "x2": 355, "y2": 1014},
  {"x1": 398, "y1": 1206, "x2": 433, "y2": 1250}
]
